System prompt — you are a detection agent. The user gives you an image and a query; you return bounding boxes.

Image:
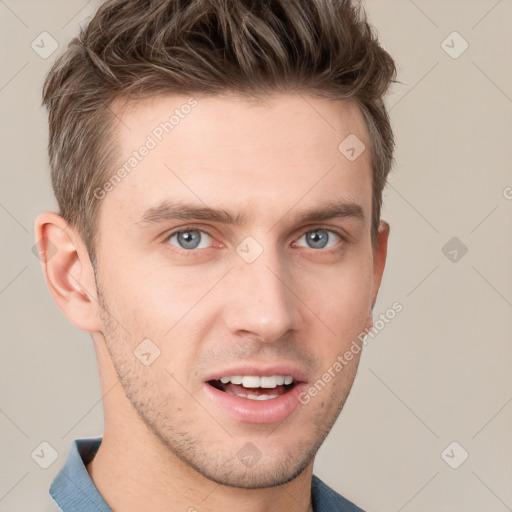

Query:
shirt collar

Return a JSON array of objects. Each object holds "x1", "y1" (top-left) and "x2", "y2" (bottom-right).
[{"x1": 50, "y1": 437, "x2": 112, "y2": 511}]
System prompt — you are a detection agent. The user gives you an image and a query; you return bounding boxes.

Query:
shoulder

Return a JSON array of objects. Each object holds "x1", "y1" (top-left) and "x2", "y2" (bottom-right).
[{"x1": 311, "y1": 475, "x2": 366, "y2": 512}]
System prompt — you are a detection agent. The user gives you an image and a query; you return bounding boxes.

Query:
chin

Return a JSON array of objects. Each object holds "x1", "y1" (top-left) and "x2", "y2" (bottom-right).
[{"x1": 193, "y1": 454, "x2": 313, "y2": 489}]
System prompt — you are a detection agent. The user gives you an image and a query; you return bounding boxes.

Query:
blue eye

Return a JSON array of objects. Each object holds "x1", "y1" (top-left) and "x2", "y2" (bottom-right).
[
  {"x1": 295, "y1": 229, "x2": 341, "y2": 250},
  {"x1": 164, "y1": 226, "x2": 343, "y2": 256},
  {"x1": 167, "y1": 229, "x2": 213, "y2": 250}
]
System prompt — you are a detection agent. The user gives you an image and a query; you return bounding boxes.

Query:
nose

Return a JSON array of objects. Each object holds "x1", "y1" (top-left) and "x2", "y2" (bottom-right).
[{"x1": 222, "y1": 246, "x2": 303, "y2": 344}]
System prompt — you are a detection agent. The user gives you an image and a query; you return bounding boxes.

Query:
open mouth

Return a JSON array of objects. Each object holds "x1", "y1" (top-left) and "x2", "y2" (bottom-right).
[{"x1": 207, "y1": 375, "x2": 296, "y2": 401}]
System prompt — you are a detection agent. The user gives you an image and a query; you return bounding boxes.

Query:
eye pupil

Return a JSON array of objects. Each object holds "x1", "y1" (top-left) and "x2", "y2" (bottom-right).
[
  {"x1": 178, "y1": 230, "x2": 200, "y2": 249},
  {"x1": 307, "y1": 230, "x2": 328, "y2": 249}
]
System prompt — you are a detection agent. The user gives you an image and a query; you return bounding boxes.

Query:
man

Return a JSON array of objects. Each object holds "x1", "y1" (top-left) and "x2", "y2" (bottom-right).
[{"x1": 36, "y1": 0, "x2": 396, "y2": 510}]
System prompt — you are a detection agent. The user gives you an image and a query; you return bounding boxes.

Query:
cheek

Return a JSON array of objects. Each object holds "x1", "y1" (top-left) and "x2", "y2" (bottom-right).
[
  {"x1": 309, "y1": 255, "x2": 373, "y2": 346},
  {"x1": 100, "y1": 257, "x2": 191, "y2": 314}
]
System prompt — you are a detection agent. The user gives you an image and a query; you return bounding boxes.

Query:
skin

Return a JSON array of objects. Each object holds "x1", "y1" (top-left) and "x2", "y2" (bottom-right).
[{"x1": 36, "y1": 93, "x2": 389, "y2": 512}]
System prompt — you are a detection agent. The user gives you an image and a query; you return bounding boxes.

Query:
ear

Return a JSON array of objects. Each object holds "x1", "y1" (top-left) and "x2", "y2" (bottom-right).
[
  {"x1": 34, "y1": 212, "x2": 101, "y2": 333},
  {"x1": 364, "y1": 220, "x2": 390, "y2": 332}
]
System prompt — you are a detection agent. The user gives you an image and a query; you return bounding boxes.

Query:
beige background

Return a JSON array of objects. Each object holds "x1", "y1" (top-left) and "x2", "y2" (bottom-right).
[{"x1": 1, "y1": 1, "x2": 511, "y2": 510}]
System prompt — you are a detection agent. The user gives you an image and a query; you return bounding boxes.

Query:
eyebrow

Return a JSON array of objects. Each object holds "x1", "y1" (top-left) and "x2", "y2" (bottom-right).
[{"x1": 135, "y1": 199, "x2": 366, "y2": 227}]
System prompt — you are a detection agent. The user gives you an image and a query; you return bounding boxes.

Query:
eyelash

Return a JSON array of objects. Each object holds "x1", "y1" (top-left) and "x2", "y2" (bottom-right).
[{"x1": 163, "y1": 226, "x2": 346, "y2": 257}]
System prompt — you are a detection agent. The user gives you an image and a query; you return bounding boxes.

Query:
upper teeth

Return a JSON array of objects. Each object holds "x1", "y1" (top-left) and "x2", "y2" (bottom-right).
[{"x1": 219, "y1": 375, "x2": 294, "y2": 388}]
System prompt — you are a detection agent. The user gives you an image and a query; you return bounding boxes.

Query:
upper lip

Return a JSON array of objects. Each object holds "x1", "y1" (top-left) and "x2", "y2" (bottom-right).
[{"x1": 203, "y1": 364, "x2": 308, "y2": 384}]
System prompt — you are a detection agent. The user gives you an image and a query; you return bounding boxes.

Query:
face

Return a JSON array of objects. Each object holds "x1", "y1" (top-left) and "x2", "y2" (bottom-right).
[{"x1": 93, "y1": 93, "x2": 385, "y2": 488}]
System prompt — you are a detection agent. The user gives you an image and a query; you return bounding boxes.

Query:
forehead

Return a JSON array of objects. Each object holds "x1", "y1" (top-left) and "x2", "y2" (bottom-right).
[{"x1": 102, "y1": 93, "x2": 372, "y2": 230}]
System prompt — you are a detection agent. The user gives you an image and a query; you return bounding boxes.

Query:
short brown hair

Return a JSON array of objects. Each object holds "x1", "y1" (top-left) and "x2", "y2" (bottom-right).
[{"x1": 43, "y1": 0, "x2": 396, "y2": 261}]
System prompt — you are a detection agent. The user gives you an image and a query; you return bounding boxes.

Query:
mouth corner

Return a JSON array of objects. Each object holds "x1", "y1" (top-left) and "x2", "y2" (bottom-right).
[{"x1": 207, "y1": 379, "x2": 224, "y2": 390}]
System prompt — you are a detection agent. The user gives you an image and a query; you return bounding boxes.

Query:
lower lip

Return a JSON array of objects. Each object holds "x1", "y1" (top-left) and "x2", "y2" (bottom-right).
[{"x1": 202, "y1": 382, "x2": 308, "y2": 424}]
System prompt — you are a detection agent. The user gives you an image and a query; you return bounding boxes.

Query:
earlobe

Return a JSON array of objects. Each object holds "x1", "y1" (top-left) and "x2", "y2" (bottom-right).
[{"x1": 34, "y1": 212, "x2": 101, "y2": 333}]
